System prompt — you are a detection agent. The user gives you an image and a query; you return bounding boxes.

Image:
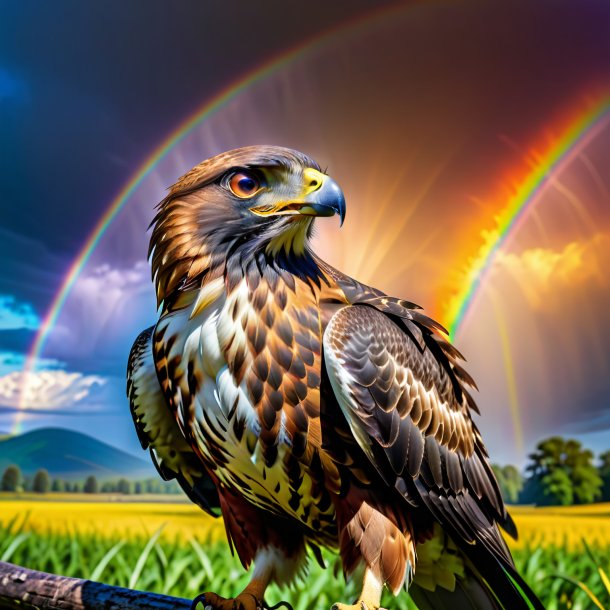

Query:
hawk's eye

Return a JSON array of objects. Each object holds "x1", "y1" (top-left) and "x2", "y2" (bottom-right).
[{"x1": 228, "y1": 171, "x2": 261, "y2": 198}]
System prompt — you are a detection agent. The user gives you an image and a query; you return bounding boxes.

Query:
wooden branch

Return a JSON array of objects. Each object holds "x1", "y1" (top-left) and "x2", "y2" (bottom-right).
[{"x1": 0, "y1": 561, "x2": 192, "y2": 609}]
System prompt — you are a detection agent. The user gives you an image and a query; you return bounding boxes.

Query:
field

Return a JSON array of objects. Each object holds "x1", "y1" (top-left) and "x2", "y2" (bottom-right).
[{"x1": 1, "y1": 495, "x2": 609, "y2": 609}]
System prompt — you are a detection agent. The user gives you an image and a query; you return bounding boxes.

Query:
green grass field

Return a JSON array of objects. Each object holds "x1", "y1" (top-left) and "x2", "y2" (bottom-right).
[{"x1": 1, "y1": 496, "x2": 609, "y2": 609}]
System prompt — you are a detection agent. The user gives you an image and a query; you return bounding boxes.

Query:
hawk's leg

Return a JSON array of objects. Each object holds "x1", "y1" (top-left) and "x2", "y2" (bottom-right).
[
  {"x1": 190, "y1": 574, "x2": 267, "y2": 610},
  {"x1": 191, "y1": 547, "x2": 301, "y2": 610},
  {"x1": 332, "y1": 491, "x2": 416, "y2": 610},
  {"x1": 191, "y1": 487, "x2": 306, "y2": 610},
  {"x1": 331, "y1": 567, "x2": 384, "y2": 610}
]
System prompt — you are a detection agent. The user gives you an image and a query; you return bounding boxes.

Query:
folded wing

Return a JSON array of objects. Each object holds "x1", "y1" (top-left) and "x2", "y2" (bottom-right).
[
  {"x1": 323, "y1": 303, "x2": 514, "y2": 565},
  {"x1": 127, "y1": 326, "x2": 220, "y2": 515}
]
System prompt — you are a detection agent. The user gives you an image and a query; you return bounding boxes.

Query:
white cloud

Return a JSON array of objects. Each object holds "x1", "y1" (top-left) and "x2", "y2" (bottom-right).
[
  {"x1": 0, "y1": 369, "x2": 105, "y2": 410},
  {"x1": 0, "y1": 295, "x2": 39, "y2": 330}
]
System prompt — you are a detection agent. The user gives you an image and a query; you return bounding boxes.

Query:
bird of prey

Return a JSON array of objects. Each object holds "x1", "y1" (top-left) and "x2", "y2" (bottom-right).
[{"x1": 127, "y1": 146, "x2": 542, "y2": 610}]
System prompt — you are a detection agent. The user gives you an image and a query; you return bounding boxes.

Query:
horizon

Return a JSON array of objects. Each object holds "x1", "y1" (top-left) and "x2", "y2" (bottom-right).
[{"x1": 2, "y1": 424, "x2": 608, "y2": 474}]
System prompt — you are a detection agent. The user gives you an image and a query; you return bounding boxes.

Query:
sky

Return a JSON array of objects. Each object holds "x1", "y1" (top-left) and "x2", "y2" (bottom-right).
[{"x1": 1, "y1": 0, "x2": 609, "y2": 466}]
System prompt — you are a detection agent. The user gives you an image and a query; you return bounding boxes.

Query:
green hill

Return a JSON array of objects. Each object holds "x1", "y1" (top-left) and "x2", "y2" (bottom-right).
[{"x1": 0, "y1": 427, "x2": 154, "y2": 481}]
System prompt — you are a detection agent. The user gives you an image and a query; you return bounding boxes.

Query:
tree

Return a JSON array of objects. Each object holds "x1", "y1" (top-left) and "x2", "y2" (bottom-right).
[
  {"x1": 32, "y1": 469, "x2": 50, "y2": 493},
  {"x1": 145, "y1": 478, "x2": 163, "y2": 494},
  {"x1": 167, "y1": 480, "x2": 182, "y2": 494},
  {"x1": 84, "y1": 475, "x2": 99, "y2": 494},
  {"x1": 599, "y1": 451, "x2": 610, "y2": 502},
  {"x1": 51, "y1": 478, "x2": 62, "y2": 492},
  {"x1": 1, "y1": 465, "x2": 22, "y2": 492},
  {"x1": 492, "y1": 464, "x2": 523, "y2": 504},
  {"x1": 117, "y1": 478, "x2": 131, "y2": 494},
  {"x1": 522, "y1": 437, "x2": 602, "y2": 506},
  {"x1": 540, "y1": 469, "x2": 573, "y2": 506},
  {"x1": 502, "y1": 465, "x2": 523, "y2": 504},
  {"x1": 134, "y1": 481, "x2": 143, "y2": 494},
  {"x1": 563, "y1": 440, "x2": 602, "y2": 504}
]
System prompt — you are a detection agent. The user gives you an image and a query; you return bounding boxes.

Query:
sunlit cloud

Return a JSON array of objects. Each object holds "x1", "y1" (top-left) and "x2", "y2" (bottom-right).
[{"x1": 494, "y1": 234, "x2": 608, "y2": 308}]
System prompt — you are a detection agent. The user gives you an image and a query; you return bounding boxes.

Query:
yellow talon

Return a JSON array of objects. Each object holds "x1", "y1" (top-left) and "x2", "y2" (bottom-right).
[{"x1": 331, "y1": 568, "x2": 384, "y2": 610}]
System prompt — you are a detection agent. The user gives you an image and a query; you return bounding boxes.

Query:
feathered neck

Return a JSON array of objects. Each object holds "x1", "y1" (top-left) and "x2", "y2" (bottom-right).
[{"x1": 149, "y1": 202, "x2": 325, "y2": 311}]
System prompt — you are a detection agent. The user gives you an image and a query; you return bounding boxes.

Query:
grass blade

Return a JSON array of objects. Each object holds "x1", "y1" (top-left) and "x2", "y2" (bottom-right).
[
  {"x1": 89, "y1": 541, "x2": 126, "y2": 582},
  {"x1": 553, "y1": 574, "x2": 606, "y2": 610},
  {"x1": 128, "y1": 524, "x2": 165, "y2": 590},
  {"x1": 6, "y1": 510, "x2": 32, "y2": 540},
  {"x1": 66, "y1": 532, "x2": 81, "y2": 577},
  {"x1": 598, "y1": 567, "x2": 610, "y2": 598},
  {"x1": 582, "y1": 537, "x2": 610, "y2": 597},
  {"x1": 189, "y1": 538, "x2": 214, "y2": 582},
  {"x1": 154, "y1": 542, "x2": 168, "y2": 570},
  {"x1": 1, "y1": 512, "x2": 22, "y2": 536},
  {"x1": 163, "y1": 554, "x2": 193, "y2": 594},
  {"x1": 1, "y1": 532, "x2": 31, "y2": 562}
]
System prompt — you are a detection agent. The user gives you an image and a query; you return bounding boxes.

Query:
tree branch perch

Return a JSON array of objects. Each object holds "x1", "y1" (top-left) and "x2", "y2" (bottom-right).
[{"x1": 0, "y1": 561, "x2": 192, "y2": 609}]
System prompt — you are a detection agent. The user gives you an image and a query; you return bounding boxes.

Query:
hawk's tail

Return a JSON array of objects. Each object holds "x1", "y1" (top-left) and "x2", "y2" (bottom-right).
[{"x1": 409, "y1": 559, "x2": 543, "y2": 610}]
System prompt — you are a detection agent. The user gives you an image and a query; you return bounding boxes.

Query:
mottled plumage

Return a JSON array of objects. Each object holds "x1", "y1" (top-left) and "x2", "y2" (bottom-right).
[{"x1": 127, "y1": 146, "x2": 542, "y2": 610}]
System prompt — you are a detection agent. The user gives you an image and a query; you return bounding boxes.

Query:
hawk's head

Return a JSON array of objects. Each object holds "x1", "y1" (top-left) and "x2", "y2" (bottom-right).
[{"x1": 150, "y1": 146, "x2": 345, "y2": 305}]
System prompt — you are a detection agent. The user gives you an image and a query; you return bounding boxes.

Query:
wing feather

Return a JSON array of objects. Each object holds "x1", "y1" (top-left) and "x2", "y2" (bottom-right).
[
  {"x1": 127, "y1": 326, "x2": 220, "y2": 516},
  {"x1": 323, "y1": 305, "x2": 515, "y2": 567}
]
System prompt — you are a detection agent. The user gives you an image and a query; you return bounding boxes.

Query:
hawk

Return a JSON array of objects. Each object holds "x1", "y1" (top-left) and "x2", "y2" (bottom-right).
[{"x1": 127, "y1": 146, "x2": 542, "y2": 610}]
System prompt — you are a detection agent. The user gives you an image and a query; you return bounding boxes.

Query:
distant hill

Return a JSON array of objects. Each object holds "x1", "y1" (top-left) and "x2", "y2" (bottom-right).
[{"x1": 0, "y1": 427, "x2": 154, "y2": 481}]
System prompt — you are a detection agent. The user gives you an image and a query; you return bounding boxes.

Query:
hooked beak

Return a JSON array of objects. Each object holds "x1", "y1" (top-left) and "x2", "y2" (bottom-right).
[{"x1": 251, "y1": 168, "x2": 346, "y2": 226}]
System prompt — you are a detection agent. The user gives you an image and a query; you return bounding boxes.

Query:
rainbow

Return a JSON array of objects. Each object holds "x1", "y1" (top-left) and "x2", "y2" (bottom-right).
[
  {"x1": 444, "y1": 93, "x2": 610, "y2": 339},
  {"x1": 13, "y1": 11, "x2": 610, "y2": 439},
  {"x1": 12, "y1": 3, "x2": 416, "y2": 434}
]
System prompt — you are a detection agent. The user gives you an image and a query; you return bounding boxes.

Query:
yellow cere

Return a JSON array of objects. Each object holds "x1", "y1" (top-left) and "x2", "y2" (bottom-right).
[{"x1": 1, "y1": 496, "x2": 610, "y2": 550}]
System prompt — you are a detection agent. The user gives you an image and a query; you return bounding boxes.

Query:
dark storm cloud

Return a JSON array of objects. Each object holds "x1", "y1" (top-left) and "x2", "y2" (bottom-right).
[
  {"x1": 0, "y1": 228, "x2": 69, "y2": 314},
  {"x1": 0, "y1": 0, "x2": 399, "y2": 377},
  {"x1": 0, "y1": 0, "x2": 398, "y2": 253},
  {"x1": 562, "y1": 384, "x2": 610, "y2": 434},
  {"x1": 0, "y1": 67, "x2": 29, "y2": 103}
]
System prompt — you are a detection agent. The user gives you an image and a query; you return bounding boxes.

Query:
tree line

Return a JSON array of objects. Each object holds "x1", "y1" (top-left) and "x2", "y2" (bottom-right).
[
  {"x1": 493, "y1": 436, "x2": 610, "y2": 505},
  {"x1": 2, "y1": 435, "x2": 609, "y2": 505},
  {"x1": 0, "y1": 466, "x2": 183, "y2": 495}
]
